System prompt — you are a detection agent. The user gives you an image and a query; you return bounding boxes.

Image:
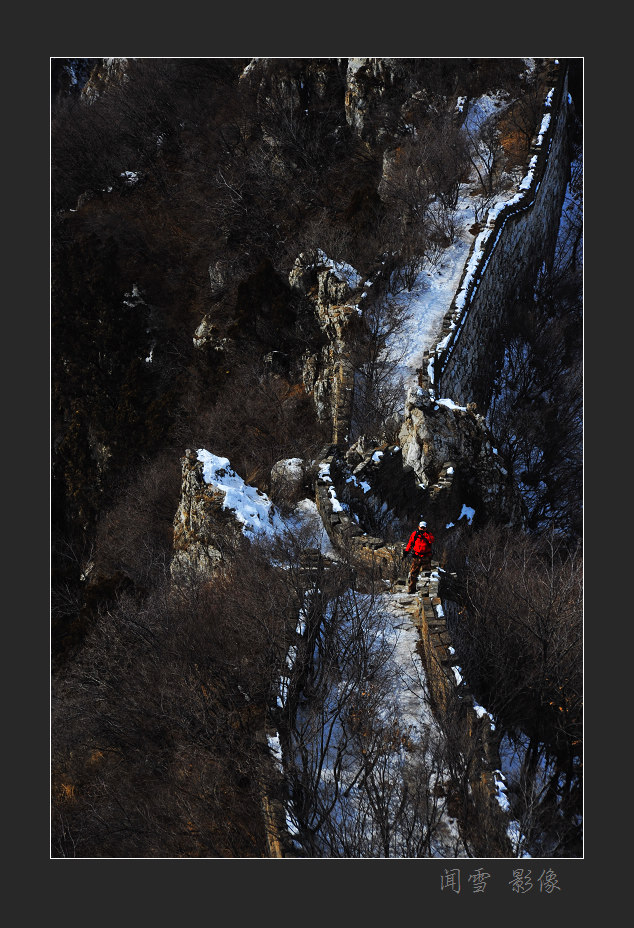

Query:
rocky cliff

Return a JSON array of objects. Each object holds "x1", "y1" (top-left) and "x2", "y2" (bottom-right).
[
  {"x1": 289, "y1": 252, "x2": 365, "y2": 445},
  {"x1": 80, "y1": 57, "x2": 134, "y2": 102},
  {"x1": 398, "y1": 385, "x2": 522, "y2": 526},
  {"x1": 171, "y1": 450, "x2": 243, "y2": 583}
]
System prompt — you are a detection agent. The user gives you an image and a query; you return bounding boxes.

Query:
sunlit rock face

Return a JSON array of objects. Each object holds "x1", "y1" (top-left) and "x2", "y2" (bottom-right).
[
  {"x1": 344, "y1": 57, "x2": 399, "y2": 142},
  {"x1": 289, "y1": 253, "x2": 363, "y2": 444},
  {"x1": 171, "y1": 450, "x2": 239, "y2": 582},
  {"x1": 81, "y1": 57, "x2": 134, "y2": 103}
]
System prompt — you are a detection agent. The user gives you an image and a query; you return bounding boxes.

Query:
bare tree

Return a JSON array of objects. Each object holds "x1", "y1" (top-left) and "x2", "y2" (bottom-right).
[
  {"x1": 276, "y1": 571, "x2": 466, "y2": 857},
  {"x1": 349, "y1": 293, "x2": 412, "y2": 442},
  {"x1": 553, "y1": 143, "x2": 583, "y2": 276},
  {"x1": 505, "y1": 72, "x2": 549, "y2": 154},
  {"x1": 378, "y1": 142, "x2": 433, "y2": 251},
  {"x1": 446, "y1": 525, "x2": 583, "y2": 856},
  {"x1": 417, "y1": 118, "x2": 470, "y2": 213},
  {"x1": 51, "y1": 540, "x2": 299, "y2": 858},
  {"x1": 486, "y1": 262, "x2": 582, "y2": 537},
  {"x1": 464, "y1": 113, "x2": 504, "y2": 212}
]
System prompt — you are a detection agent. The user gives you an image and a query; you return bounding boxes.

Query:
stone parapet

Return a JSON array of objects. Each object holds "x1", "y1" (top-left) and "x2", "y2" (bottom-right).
[
  {"x1": 413, "y1": 572, "x2": 511, "y2": 853},
  {"x1": 314, "y1": 447, "x2": 402, "y2": 579},
  {"x1": 430, "y1": 64, "x2": 572, "y2": 409},
  {"x1": 313, "y1": 442, "x2": 471, "y2": 578}
]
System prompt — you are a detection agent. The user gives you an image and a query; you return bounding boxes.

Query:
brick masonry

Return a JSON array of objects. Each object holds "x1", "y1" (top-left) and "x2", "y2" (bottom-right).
[{"x1": 430, "y1": 64, "x2": 573, "y2": 409}]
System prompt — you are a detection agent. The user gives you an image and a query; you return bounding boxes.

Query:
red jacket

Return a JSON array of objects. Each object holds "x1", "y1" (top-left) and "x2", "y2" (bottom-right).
[{"x1": 405, "y1": 528, "x2": 434, "y2": 558}]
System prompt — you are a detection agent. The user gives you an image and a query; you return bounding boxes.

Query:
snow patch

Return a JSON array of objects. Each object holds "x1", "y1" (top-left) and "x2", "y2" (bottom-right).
[
  {"x1": 459, "y1": 505, "x2": 475, "y2": 524},
  {"x1": 316, "y1": 250, "x2": 363, "y2": 289},
  {"x1": 197, "y1": 449, "x2": 285, "y2": 537}
]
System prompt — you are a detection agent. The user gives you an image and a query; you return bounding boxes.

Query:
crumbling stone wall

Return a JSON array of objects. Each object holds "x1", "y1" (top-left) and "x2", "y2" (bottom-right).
[
  {"x1": 415, "y1": 573, "x2": 511, "y2": 853},
  {"x1": 313, "y1": 443, "x2": 465, "y2": 576},
  {"x1": 398, "y1": 385, "x2": 523, "y2": 526},
  {"x1": 314, "y1": 445, "x2": 400, "y2": 577},
  {"x1": 343, "y1": 440, "x2": 426, "y2": 531},
  {"x1": 430, "y1": 65, "x2": 572, "y2": 409}
]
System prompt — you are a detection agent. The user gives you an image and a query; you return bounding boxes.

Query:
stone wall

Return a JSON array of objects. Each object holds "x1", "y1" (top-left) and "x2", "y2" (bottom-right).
[
  {"x1": 415, "y1": 572, "x2": 512, "y2": 854},
  {"x1": 344, "y1": 439, "x2": 427, "y2": 530},
  {"x1": 398, "y1": 385, "x2": 523, "y2": 526},
  {"x1": 314, "y1": 445, "x2": 401, "y2": 578},
  {"x1": 430, "y1": 64, "x2": 572, "y2": 409},
  {"x1": 313, "y1": 443, "x2": 464, "y2": 576}
]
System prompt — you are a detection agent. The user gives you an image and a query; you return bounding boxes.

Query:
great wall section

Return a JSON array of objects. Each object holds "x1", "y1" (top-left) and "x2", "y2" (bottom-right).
[
  {"x1": 172, "y1": 61, "x2": 575, "y2": 857},
  {"x1": 426, "y1": 64, "x2": 572, "y2": 409},
  {"x1": 258, "y1": 62, "x2": 575, "y2": 857}
]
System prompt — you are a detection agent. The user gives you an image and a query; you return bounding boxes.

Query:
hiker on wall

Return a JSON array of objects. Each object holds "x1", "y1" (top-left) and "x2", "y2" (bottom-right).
[{"x1": 404, "y1": 520, "x2": 435, "y2": 593}]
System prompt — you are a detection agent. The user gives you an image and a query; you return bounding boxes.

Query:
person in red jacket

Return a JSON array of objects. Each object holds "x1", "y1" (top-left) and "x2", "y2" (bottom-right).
[{"x1": 404, "y1": 520, "x2": 435, "y2": 593}]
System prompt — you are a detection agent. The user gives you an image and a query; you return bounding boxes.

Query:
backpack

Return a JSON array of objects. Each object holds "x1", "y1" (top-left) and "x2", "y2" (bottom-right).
[{"x1": 411, "y1": 529, "x2": 432, "y2": 558}]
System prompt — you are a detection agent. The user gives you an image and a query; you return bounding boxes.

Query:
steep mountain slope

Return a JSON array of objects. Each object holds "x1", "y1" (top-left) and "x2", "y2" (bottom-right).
[{"x1": 50, "y1": 57, "x2": 582, "y2": 858}]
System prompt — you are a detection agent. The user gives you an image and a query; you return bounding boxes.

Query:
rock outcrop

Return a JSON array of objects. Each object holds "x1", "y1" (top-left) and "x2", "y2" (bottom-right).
[
  {"x1": 239, "y1": 56, "x2": 453, "y2": 150},
  {"x1": 398, "y1": 385, "x2": 522, "y2": 526},
  {"x1": 289, "y1": 253, "x2": 365, "y2": 444},
  {"x1": 270, "y1": 457, "x2": 307, "y2": 509},
  {"x1": 81, "y1": 58, "x2": 134, "y2": 103},
  {"x1": 192, "y1": 316, "x2": 226, "y2": 352},
  {"x1": 344, "y1": 57, "x2": 409, "y2": 143},
  {"x1": 171, "y1": 450, "x2": 242, "y2": 583}
]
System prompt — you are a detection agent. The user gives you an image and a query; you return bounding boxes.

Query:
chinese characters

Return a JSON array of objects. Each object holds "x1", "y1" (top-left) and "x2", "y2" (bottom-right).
[{"x1": 439, "y1": 867, "x2": 561, "y2": 895}]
